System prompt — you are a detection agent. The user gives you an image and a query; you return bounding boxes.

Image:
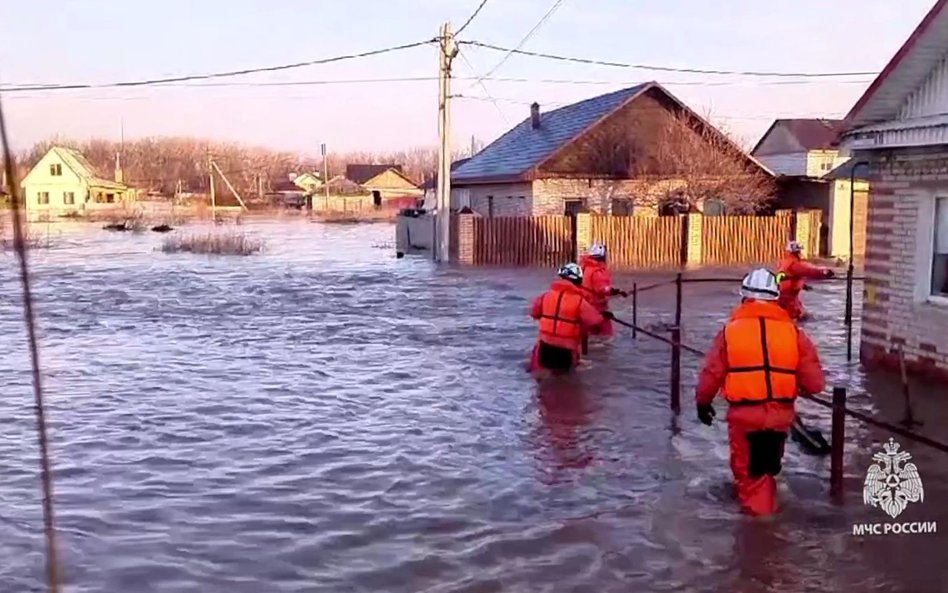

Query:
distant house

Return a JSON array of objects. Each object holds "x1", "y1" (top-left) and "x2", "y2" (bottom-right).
[
  {"x1": 449, "y1": 82, "x2": 773, "y2": 217},
  {"x1": 21, "y1": 146, "x2": 131, "y2": 219},
  {"x1": 421, "y1": 157, "x2": 470, "y2": 208},
  {"x1": 837, "y1": 0, "x2": 948, "y2": 380},
  {"x1": 345, "y1": 164, "x2": 423, "y2": 207},
  {"x1": 752, "y1": 119, "x2": 864, "y2": 258}
]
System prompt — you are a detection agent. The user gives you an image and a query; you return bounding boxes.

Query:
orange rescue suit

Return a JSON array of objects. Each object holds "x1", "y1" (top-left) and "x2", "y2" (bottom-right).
[
  {"x1": 695, "y1": 300, "x2": 825, "y2": 516},
  {"x1": 776, "y1": 254, "x2": 831, "y2": 320},
  {"x1": 529, "y1": 280, "x2": 604, "y2": 372},
  {"x1": 579, "y1": 255, "x2": 614, "y2": 337}
]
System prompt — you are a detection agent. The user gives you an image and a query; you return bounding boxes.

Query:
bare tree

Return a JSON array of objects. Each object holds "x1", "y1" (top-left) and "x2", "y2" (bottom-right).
[{"x1": 638, "y1": 110, "x2": 775, "y2": 214}]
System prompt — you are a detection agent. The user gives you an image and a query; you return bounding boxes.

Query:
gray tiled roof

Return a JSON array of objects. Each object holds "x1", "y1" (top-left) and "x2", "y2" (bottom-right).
[{"x1": 453, "y1": 83, "x2": 649, "y2": 183}]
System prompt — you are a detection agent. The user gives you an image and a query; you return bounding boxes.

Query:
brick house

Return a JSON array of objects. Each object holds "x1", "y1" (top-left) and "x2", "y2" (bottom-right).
[
  {"x1": 752, "y1": 118, "x2": 868, "y2": 258},
  {"x1": 838, "y1": 0, "x2": 948, "y2": 380},
  {"x1": 450, "y1": 82, "x2": 773, "y2": 217}
]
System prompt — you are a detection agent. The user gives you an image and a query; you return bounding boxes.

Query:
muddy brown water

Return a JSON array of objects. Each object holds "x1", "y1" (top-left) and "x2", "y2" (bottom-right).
[{"x1": 1, "y1": 220, "x2": 946, "y2": 592}]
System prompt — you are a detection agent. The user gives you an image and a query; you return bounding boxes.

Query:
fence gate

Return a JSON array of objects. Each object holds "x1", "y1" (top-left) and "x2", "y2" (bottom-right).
[
  {"x1": 589, "y1": 214, "x2": 684, "y2": 268},
  {"x1": 701, "y1": 214, "x2": 793, "y2": 266}
]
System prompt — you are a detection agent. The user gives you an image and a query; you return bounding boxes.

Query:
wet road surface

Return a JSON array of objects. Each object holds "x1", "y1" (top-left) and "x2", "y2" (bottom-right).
[{"x1": 1, "y1": 220, "x2": 946, "y2": 592}]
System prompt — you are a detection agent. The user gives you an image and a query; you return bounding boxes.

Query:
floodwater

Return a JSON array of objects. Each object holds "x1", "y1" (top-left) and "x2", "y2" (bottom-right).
[{"x1": 1, "y1": 219, "x2": 946, "y2": 593}]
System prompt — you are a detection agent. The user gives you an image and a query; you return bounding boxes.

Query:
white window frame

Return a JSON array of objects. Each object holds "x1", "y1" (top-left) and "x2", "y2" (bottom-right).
[{"x1": 927, "y1": 195, "x2": 948, "y2": 307}]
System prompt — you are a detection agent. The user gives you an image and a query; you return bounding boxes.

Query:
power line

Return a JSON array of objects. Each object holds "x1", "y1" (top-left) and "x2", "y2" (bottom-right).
[
  {"x1": 456, "y1": 0, "x2": 491, "y2": 35},
  {"x1": 0, "y1": 75, "x2": 874, "y2": 100},
  {"x1": 0, "y1": 39, "x2": 437, "y2": 93},
  {"x1": 461, "y1": 40, "x2": 879, "y2": 78},
  {"x1": 456, "y1": 49, "x2": 510, "y2": 126},
  {"x1": 481, "y1": 0, "x2": 566, "y2": 79}
]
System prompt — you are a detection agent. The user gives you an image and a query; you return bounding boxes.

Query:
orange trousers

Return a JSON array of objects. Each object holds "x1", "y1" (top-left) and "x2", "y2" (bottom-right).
[{"x1": 726, "y1": 403, "x2": 796, "y2": 516}]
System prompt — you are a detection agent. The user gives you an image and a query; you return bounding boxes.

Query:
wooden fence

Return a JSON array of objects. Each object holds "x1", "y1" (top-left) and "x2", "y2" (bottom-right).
[
  {"x1": 701, "y1": 214, "x2": 792, "y2": 266},
  {"x1": 589, "y1": 214, "x2": 683, "y2": 268},
  {"x1": 462, "y1": 215, "x2": 574, "y2": 266},
  {"x1": 455, "y1": 210, "x2": 821, "y2": 269}
]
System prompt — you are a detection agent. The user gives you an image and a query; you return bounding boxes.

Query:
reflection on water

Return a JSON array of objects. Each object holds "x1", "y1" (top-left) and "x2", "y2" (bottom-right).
[{"x1": 0, "y1": 219, "x2": 945, "y2": 592}]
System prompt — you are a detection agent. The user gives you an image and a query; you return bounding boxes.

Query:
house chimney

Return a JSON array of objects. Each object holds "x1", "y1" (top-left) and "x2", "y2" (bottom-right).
[
  {"x1": 114, "y1": 152, "x2": 124, "y2": 184},
  {"x1": 530, "y1": 102, "x2": 540, "y2": 129}
]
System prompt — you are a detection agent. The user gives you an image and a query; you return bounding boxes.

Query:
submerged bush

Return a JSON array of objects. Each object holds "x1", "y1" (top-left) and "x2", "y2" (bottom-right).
[
  {"x1": 160, "y1": 231, "x2": 264, "y2": 256},
  {"x1": 0, "y1": 224, "x2": 53, "y2": 251}
]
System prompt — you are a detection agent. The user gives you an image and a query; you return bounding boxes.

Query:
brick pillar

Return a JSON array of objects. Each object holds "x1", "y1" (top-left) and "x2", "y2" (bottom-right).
[
  {"x1": 795, "y1": 211, "x2": 812, "y2": 257},
  {"x1": 575, "y1": 212, "x2": 592, "y2": 258},
  {"x1": 457, "y1": 214, "x2": 475, "y2": 264},
  {"x1": 686, "y1": 213, "x2": 703, "y2": 266}
]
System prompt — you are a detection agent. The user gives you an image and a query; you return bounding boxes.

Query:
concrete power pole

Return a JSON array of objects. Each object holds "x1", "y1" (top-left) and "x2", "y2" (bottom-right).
[
  {"x1": 435, "y1": 22, "x2": 457, "y2": 262},
  {"x1": 207, "y1": 150, "x2": 216, "y2": 220},
  {"x1": 321, "y1": 143, "x2": 329, "y2": 203}
]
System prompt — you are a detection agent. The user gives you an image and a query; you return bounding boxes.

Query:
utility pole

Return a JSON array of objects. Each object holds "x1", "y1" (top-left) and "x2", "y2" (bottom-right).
[
  {"x1": 435, "y1": 21, "x2": 457, "y2": 262},
  {"x1": 207, "y1": 150, "x2": 216, "y2": 220},
  {"x1": 321, "y1": 142, "x2": 329, "y2": 202},
  {"x1": 470, "y1": 134, "x2": 476, "y2": 157}
]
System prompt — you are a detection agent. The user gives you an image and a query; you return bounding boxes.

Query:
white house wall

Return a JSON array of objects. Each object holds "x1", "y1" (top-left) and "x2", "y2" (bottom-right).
[
  {"x1": 755, "y1": 152, "x2": 807, "y2": 176},
  {"x1": 451, "y1": 183, "x2": 533, "y2": 216}
]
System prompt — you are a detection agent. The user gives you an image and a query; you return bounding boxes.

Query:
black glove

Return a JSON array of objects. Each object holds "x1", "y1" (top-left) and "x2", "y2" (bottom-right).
[
  {"x1": 601, "y1": 311, "x2": 615, "y2": 320},
  {"x1": 610, "y1": 288, "x2": 628, "y2": 297},
  {"x1": 803, "y1": 285, "x2": 812, "y2": 291},
  {"x1": 697, "y1": 403, "x2": 716, "y2": 426},
  {"x1": 824, "y1": 269, "x2": 836, "y2": 279}
]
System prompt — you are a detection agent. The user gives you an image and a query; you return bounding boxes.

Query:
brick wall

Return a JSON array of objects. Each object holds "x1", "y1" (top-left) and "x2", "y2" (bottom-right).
[
  {"x1": 530, "y1": 178, "x2": 676, "y2": 216},
  {"x1": 858, "y1": 149, "x2": 948, "y2": 381}
]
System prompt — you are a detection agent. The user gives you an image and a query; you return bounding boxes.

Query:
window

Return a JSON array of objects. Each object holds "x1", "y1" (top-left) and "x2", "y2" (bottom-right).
[
  {"x1": 487, "y1": 195, "x2": 494, "y2": 218},
  {"x1": 37, "y1": 191, "x2": 49, "y2": 205},
  {"x1": 106, "y1": 193, "x2": 115, "y2": 203},
  {"x1": 50, "y1": 163, "x2": 62, "y2": 176},
  {"x1": 820, "y1": 161, "x2": 832, "y2": 172},
  {"x1": 611, "y1": 197, "x2": 634, "y2": 216},
  {"x1": 564, "y1": 199, "x2": 587, "y2": 216},
  {"x1": 63, "y1": 191, "x2": 75, "y2": 205},
  {"x1": 703, "y1": 199, "x2": 725, "y2": 216},
  {"x1": 931, "y1": 197, "x2": 948, "y2": 298}
]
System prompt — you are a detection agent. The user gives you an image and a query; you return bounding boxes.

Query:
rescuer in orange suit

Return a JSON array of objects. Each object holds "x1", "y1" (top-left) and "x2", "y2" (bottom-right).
[
  {"x1": 529, "y1": 263, "x2": 611, "y2": 375},
  {"x1": 579, "y1": 243, "x2": 627, "y2": 339},
  {"x1": 776, "y1": 241, "x2": 835, "y2": 321},
  {"x1": 694, "y1": 268, "x2": 826, "y2": 517}
]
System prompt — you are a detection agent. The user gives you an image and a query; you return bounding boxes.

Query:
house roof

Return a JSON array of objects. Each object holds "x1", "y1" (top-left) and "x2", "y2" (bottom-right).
[
  {"x1": 41, "y1": 146, "x2": 128, "y2": 190},
  {"x1": 452, "y1": 82, "x2": 771, "y2": 184},
  {"x1": 824, "y1": 158, "x2": 872, "y2": 181},
  {"x1": 421, "y1": 158, "x2": 471, "y2": 190},
  {"x1": 751, "y1": 119, "x2": 845, "y2": 154},
  {"x1": 345, "y1": 164, "x2": 404, "y2": 185},
  {"x1": 271, "y1": 179, "x2": 305, "y2": 192},
  {"x1": 842, "y1": 0, "x2": 948, "y2": 130}
]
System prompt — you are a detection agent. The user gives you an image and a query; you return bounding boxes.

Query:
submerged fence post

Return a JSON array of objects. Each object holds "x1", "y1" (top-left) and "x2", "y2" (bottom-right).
[
  {"x1": 830, "y1": 386, "x2": 846, "y2": 502},
  {"x1": 632, "y1": 282, "x2": 638, "y2": 339},
  {"x1": 670, "y1": 272, "x2": 683, "y2": 415}
]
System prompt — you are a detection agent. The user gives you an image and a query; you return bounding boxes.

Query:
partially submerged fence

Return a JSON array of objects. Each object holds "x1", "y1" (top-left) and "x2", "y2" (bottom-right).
[
  {"x1": 620, "y1": 272, "x2": 948, "y2": 502},
  {"x1": 454, "y1": 210, "x2": 822, "y2": 269}
]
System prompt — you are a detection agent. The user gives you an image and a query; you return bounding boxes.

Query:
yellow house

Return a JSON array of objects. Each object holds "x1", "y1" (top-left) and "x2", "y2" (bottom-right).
[
  {"x1": 21, "y1": 146, "x2": 132, "y2": 220},
  {"x1": 344, "y1": 164, "x2": 422, "y2": 207}
]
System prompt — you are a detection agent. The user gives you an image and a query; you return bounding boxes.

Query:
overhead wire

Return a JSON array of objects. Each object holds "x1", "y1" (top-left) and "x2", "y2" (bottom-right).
[
  {"x1": 460, "y1": 40, "x2": 880, "y2": 78},
  {"x1": 480, "y1": 0, "x2": 566, "y2": 80},
  {"x1": 456, "y1": 0, "x2": 491, "y2": 35},
  {"x1": 0, "y1": 91, "x2": 61, "y2": 592},
  {"x1": 0, "y1": 39, "x2": 437, "y2": 93}
]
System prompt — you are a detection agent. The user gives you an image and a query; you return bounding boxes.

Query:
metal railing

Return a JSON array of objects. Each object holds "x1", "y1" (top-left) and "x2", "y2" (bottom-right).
[{"x1": 618, "y1": 272, "x2": 948, "y2": 503}]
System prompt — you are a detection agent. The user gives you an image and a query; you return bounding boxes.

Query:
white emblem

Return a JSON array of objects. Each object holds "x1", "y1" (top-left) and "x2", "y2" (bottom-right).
[{"x1": 863, "y1": 438, "x2": 924, "y2": 519}]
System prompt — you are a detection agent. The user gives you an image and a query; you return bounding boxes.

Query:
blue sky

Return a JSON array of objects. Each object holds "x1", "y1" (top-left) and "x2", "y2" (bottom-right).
[{"x1": 0, "y1": 0, "x2": 937, "y2": 155}]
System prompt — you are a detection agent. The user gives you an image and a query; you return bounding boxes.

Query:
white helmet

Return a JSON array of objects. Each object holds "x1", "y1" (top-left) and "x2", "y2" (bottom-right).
[
  {"x1": 557, "y1": 262, "x2": 583, "y2": 282},
  {"x1": 787, "y1": 240, "x2": 803, "y2": 253},
  {"x1": 740, "y1": 268, "x2": 780, "y2": 301},
  {"x1": 587, "y1": 243, "x2": 606, "y2": 258}
]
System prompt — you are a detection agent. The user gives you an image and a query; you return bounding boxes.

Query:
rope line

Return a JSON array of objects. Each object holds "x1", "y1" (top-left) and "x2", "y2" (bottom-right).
[
  {"x1": 610, "y1": 315, "x2": 948, "y2": 455},
  {"x1": 0, "y1": 93, "x2": 61, "y2": 591}
]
